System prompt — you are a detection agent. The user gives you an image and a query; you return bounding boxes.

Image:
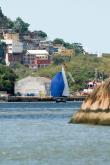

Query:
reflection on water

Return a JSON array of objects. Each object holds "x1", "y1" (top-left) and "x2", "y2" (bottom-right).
[{"x1": 0, "y1": 102, "x2": 110, "y2": 165}]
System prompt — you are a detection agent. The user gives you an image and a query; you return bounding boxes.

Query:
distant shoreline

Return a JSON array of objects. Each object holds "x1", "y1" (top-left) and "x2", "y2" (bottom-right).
[{"x1": 0, "y1": 96, "x2": 85, "y2": 102}]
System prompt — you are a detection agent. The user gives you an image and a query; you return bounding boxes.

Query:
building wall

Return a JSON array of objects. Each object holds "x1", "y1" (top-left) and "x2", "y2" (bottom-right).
[
  {"x1": 15, "y1": 76, "x2": 51, "y2": 96},
  {"x1": 12, "y1": 42, "x2": 23, "y2": 53},
  {"x1": 5, "y1": 53, "x2": 23, "y2": 65},
  {"x1": 55, "y1": 49, "x2": 75, "y2": 56},
  {"x1": 3, "y1": 33, "x2": 19, "y2": 41},
  {"x1": 23, "y1": 50, "x2": 50, "y2": 68},
  {"x1": 2, "y1": 40, "x2": 23, "y2": 54}
]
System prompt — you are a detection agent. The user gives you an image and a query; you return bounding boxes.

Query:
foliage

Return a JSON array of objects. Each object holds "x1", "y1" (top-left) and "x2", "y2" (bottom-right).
[
  {"x1": 0, "y1": 64, "x2": 17, "y2": 94},
  {"x1": 32, "y1": 56, "x2": 110, "y2": 93},
  {"x1": 0, "y1": 7, "x2": 14, "y2": 29},
  {"x1": 36, "y1": 30, "x2": 47, "y2": 38},
  {"x1": 13, "y1": 17, "x2": 30, "y2": 34},
  {"x1": 11, "y1": 62, "x2": 32, "y2": 80},
  {"x1": 53, "y1": 55, "x2": 65, "y2": 65},
  {"x1": 72, "y1": 43, "x2": 84, "y2": 55},
  {"x1": 53, "y1": 55, "x2": 71, "y2": 65},
  {"x1": 53, "y1": 38, "x2": 65, "y2": 45},
  {"x1": 64, "y1": 42, "x2": 74, "y2": 49}
]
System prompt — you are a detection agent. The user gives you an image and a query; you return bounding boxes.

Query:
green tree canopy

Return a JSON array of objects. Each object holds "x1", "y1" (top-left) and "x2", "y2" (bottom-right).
[
  {"x1": 0, "y1": 7, "x2": 14, "y2": 29},
  {"x1": 53, "y1": 55, "x2": 65, "y2": 65},
  {"x1": 0, "y1": 65, "x2": 17, "y2": 94},
  {"x1": 53, "y1": 38, "x2": 65, "y2": 45},
  {"x1": 13, "y1": 17, "x2": 30, "y2": 34},
  {"x1": 64, "y1": 42, "x2": 74, "y2": 49},
  {"x1": 37, "y1": 30, "x2": 47, "y2": 38},
  {"x1": 72, "y1": 43, "x2": 84, "y2": 55}
]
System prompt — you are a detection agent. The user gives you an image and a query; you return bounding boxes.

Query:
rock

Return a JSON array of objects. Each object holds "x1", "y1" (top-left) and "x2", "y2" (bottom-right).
[{"x1": 70, "y1": 78, "x2": 110, "y2": 125}]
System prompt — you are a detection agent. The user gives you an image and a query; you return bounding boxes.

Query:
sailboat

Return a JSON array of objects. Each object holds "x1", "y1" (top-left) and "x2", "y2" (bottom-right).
[{"x1": 50, "y1": 66, "x2": 69, "y2": 102}]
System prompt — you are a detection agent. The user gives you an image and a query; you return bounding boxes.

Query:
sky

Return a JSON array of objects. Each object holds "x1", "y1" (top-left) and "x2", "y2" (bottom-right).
[{"x1": 0, "y1": 0, "x2": 110, "y2": 53}]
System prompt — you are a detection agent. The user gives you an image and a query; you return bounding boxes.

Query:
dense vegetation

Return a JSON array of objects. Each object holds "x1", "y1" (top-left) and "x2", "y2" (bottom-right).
[
  {"x1": 0, "y1": 7, "x2": 13, "y2": 29},
  {"x1": 0, "y1": 65, "x2": 17, "y2": 94},
  {"x1": 5, "y1": 56, "x2": 109, "y2": 94},
  {"x1": 30, "y1": 56, "x2": 109, "y2": 93},
  {"x1": 11, "y1": 62, "x2": 32, "y2": 80}
]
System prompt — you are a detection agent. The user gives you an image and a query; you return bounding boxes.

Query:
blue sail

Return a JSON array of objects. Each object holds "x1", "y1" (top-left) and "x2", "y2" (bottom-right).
[{"x1": 51, "y1": 72, "x2": 64, "y2": 97}]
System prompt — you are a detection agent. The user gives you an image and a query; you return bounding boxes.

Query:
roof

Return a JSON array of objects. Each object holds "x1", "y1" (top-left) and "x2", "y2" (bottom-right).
[
  {"x1": 27, "y1": 50, "x2": 49, "y2": 55},
  {"x1": 16, "y1": 76, "x2": 51, "y2": 84},
  {"x1": 1, "y1": 39, "x2": 22, "y2": 45}
]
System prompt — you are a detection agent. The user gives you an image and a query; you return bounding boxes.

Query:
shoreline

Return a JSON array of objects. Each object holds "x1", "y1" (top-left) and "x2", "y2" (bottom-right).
[{"x1": 0, "y1": 96, "x2": 86, "y2": 102}]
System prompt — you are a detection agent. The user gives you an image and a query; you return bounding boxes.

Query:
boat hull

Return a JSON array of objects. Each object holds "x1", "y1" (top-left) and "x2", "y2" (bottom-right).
[{"x1": 54, "y1": 97, "x2": 67, "y2": 103}]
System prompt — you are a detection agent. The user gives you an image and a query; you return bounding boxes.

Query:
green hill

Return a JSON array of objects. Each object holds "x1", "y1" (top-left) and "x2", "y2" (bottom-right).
[{"x1": 30, "y1": 55, "x2": 109, "y2": 93}]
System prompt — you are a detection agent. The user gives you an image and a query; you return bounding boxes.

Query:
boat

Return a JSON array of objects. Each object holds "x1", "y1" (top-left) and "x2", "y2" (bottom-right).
[
  {"x1": 50, "y1": 66, "x2": 69, "y2": 102},
  {"x1": 81, "y1": 81, "x2": 102, "y2": 96}
]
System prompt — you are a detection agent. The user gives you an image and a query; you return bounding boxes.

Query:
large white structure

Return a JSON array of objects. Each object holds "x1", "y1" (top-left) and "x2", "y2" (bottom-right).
[
  {"x1": 15, "y1": 76, "x2": 51, "y2": 97},
  {"x1": 2, "y1": 40, "x2": 23, "y2": 54}
]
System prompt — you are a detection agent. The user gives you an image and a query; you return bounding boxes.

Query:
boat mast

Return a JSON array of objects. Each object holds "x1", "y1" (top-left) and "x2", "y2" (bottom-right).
[
  {"x1": 62, "y1": 65, "x2": 69, "y2": 96},
  {"x1": 63, "y1": 63, "x2": 75, "y2": 83}
]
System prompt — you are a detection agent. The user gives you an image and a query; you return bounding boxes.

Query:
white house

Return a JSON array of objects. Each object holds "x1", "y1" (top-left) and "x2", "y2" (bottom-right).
[
  {"x1": 2, "y1": 39, "x2": 23, "y2": 65},
  {"x1": 2, "y1": 40, "x2": 23, "y2": 54}
]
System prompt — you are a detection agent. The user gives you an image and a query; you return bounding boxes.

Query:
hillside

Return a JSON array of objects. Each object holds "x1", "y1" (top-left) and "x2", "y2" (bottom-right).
[
  {"x1": 0, "y1": 7, "x2": 109, "y2": 94},
  {"x1": 13, "y1": 56, "x2": 109, "y2": 93},
  {"x1": 2, "y1": 55, "x2": 105, "y2": 94}
]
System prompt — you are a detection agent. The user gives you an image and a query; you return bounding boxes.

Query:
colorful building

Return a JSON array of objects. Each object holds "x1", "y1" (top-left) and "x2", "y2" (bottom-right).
[{"x1": 23, "y1": 50, "x2": 51, "y2": 69}]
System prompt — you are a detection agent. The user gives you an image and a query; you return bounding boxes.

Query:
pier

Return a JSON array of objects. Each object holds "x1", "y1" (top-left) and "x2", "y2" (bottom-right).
[{"x1": 0, "y1": 96, "x2": 86, "y2": 102}]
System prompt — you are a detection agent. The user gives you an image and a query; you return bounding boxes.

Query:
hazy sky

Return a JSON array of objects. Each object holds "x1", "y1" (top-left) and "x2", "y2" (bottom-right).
[{"x1": 0, "y1": 0, "x2": 110, "y2": 53}]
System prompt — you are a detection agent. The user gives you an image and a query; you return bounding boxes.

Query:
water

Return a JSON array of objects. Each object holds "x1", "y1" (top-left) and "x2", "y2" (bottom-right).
[{"x1": 0, "y1": 101, "x2": 110, "y2": 165}]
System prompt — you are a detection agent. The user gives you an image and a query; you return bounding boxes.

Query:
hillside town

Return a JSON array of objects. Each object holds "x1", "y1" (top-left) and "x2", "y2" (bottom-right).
[
  {"x1": 0, "y1": 28, "x2": 76, "y2": 69},
  {"x1": 0, "y1": 7, "x2": 109, "y2": 99}
]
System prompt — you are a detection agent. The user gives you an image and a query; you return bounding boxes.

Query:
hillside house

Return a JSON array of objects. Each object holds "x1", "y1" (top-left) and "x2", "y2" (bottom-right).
[
  {"x1": 3, "y1": 32, "x2": 19, "y2": 41},
  {"x1": 2, "y1": 39, "x2": 23, "y2": 65},
  {"x1": 23, "y1": 50, "x2": 51, "y2": 69}
]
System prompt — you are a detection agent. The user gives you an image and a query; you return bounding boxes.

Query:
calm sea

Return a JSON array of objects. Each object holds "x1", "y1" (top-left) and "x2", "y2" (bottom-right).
[{"x1": 0, "y1": 101, "x2": 110, "y2": 165}]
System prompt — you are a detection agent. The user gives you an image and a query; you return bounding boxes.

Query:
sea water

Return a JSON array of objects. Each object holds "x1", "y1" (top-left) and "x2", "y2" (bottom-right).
[{"x1": 0, "y1": 101, "x2": 110, "y2": 165}]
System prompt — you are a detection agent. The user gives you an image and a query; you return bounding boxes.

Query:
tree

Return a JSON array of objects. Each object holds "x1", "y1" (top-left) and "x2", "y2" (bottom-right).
[
  {"x1": 64, "y1": 42, "x2": 73, "y2": 49},
  {"x1": 0, "y1": 7, "x2": 14, "y2": 29},
  {"x1": 53, "y1": 55, "x2": 65, "y2": 65},
  {"x1": 37, "y1": 30, "x2": 47, "y2": 38},
  {"x1": 13, "y1": 17, "x2": 30, "y2": 34},
  {"x1": 53, "y1": 38, "x2": 65, "y2": 45},
  {"x1": 0, "y1": 65, "x2": 17, "y2": 94},
  {"x1": 7, "y1": 18, "x2": 14, "y2": 28},
  {"x1": 72, "y1": 43, "x2": 84, "y2": 55},
  {"x1": 0, "y1": 7, "x2": 3, "y2": 17}
]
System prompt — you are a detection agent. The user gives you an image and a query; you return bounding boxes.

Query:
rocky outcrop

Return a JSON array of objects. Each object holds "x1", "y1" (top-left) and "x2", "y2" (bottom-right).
[{"x1": 70, "y1": 79, "x2": 110, "y2": 125}]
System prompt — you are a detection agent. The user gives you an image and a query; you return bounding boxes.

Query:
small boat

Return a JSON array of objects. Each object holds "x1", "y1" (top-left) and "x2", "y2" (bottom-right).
[{"x1": 50, "y1": 66, "x2": 69, "y2": 102}]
